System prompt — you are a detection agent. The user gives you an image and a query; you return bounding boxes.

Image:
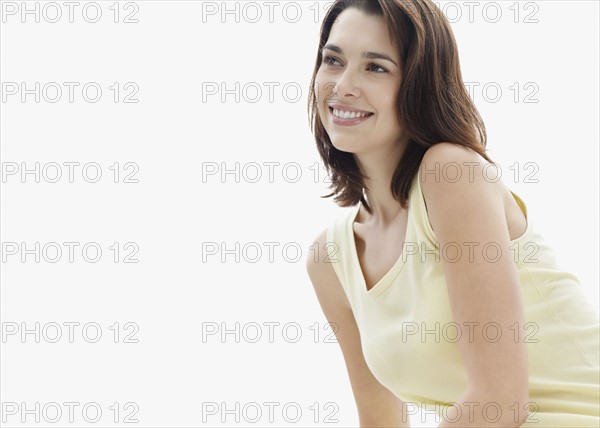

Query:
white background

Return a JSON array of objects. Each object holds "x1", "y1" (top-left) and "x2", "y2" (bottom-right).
[{"x1": 1, "y1": 1, "x2": 598, "y2": 427}]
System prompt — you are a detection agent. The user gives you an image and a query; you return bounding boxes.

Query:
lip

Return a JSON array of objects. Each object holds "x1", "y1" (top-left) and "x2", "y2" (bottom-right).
[{"x1": 329, "y1": 106, "x2": 374, "y2": 126}]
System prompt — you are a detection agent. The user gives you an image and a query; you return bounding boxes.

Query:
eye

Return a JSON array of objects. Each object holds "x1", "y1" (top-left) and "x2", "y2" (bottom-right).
[
  {"x1": 368, "y1": 63, "x2": 389, "y2": 74},
  {"x1": 322, "y1": 55, "x2": 341, "y2": 66},
  {"x1": 322, "y1": 54, "x2": 389, "y2": 74}
]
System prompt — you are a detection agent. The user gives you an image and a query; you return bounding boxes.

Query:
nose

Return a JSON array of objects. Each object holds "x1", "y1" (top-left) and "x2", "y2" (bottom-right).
[{"x1": 332, "y1": 67, "x2": 361, "y2": 99}]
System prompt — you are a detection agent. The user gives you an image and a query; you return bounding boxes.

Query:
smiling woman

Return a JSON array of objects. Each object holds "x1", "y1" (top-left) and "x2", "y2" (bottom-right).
[{"x1": 305, "y1": 1, "x2": 600, "y2": 427}]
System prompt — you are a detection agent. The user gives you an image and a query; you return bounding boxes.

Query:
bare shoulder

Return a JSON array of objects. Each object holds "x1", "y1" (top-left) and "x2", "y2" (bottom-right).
[
  {"x1": 418, "y1": 142, "x2": 522, "y2": 238},
  {"x1": 305, "y1": 226, "x2": 332, "y2": 278},
  {"x1": 419, "y1": 142, "x2": 504, "y2": 205},
  {"x1": 420, "y1": 142, "x2": 489, "y2": 178},
  {"x1": 305, "y1": 227, "x2": 351, "y2": 310},
  {"x1": 423, "y1": 141, "x2": 474, "y2": 159}
]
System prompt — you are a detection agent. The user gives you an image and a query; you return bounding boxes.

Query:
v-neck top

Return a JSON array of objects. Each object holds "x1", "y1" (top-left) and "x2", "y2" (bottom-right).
[{"x1": 326, "y1": 163, "x2": 600, "y2": 426}]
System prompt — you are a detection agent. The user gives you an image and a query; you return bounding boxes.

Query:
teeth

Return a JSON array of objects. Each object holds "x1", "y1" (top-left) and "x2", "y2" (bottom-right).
[{"x1": 332, "y1": 108, "x2": 372, "y2": 119}]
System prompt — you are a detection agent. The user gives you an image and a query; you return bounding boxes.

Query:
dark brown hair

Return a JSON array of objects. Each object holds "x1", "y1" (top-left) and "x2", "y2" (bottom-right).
[{"x1": 307, "y1": 0, "x2": 493, "y2": 213}]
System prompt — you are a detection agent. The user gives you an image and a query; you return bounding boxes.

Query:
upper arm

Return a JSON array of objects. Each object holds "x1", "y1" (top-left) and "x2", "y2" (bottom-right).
[
  {"x1": 305, "y1": 227, "x2": 411, "y2": 427},
  {"x1": 419, "y1": 143, "x2": 529, "y2": 400}
]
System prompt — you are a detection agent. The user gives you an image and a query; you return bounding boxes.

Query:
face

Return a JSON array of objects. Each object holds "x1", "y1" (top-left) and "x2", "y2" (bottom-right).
[{"x1": 315, "y1": 8, "x2": 403, "y2": 154}]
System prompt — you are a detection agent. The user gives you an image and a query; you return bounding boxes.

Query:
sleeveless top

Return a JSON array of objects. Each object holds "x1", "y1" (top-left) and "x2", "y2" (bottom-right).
[{"x1": 326, "y1": 164, "x2": 600, "y2": 426}]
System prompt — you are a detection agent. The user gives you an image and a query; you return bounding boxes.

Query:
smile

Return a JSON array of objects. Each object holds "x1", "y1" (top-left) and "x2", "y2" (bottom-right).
[
  {"x1": 329, "y1": 107, "x2": 374, "y2": 126},
  {"x1": 331, "y1": 107, "x2": 374, "y2": 119}
]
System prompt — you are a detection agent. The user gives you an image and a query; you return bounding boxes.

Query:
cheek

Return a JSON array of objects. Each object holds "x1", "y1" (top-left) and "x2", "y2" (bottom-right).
[
  {"x1": 380, "y1": 97, "x2": 399, "y2": 122},
  {"x1": 314, "y1": 71, "x2": 327, "y2": 100},
  {"x1": 378, "y1": 91, "x2": 397, "y2": 110},
  {"x1": 314, "y1": 75, "x2": 335, "y2": 110}
]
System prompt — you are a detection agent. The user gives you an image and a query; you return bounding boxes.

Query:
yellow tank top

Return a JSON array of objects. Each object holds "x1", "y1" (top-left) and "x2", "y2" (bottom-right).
[{"x1": 326, "y1": 165, "x2": 600, "y2": 427}]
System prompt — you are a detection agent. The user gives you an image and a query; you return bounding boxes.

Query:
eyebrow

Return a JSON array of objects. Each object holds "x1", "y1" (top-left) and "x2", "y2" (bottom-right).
[{"x1": 321, "y1": 44, "x2": 398, "y2": 67}]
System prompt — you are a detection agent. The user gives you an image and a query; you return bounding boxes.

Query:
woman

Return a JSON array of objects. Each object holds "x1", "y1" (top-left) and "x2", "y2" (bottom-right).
[{"x1": 305, "y1": 0, "x2": 600, "y2": 427}]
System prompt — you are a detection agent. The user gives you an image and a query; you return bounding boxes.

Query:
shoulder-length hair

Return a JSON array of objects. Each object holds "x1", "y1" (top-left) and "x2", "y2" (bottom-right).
[{"x1": 307, "y1": 0, "x2": 493, "y2": 213}]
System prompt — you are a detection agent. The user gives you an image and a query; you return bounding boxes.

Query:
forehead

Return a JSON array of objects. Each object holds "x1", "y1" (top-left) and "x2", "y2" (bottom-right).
[{"x1": 327, "y1": 8, "x2": 396, "y2": 55}]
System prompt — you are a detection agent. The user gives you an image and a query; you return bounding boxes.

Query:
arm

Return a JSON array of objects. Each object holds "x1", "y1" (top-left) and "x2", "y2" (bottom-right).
[
  {"x1": 306, "y1": 227, "x2": 411, "y2": 428},
  {"x1": 419, "y1": 144, "x2": 530, "y2": 427}
]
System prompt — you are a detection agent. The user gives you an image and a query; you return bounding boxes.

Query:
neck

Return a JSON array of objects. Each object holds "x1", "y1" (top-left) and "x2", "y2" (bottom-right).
[{"x1": 354, "y1": 135, "x2": 410, "y2": 228}]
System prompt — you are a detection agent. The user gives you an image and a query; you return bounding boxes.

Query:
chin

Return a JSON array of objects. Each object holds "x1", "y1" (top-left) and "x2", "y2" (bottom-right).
[{"x1": 330, "y1": 139, "x2": 359, "y2": 154}]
